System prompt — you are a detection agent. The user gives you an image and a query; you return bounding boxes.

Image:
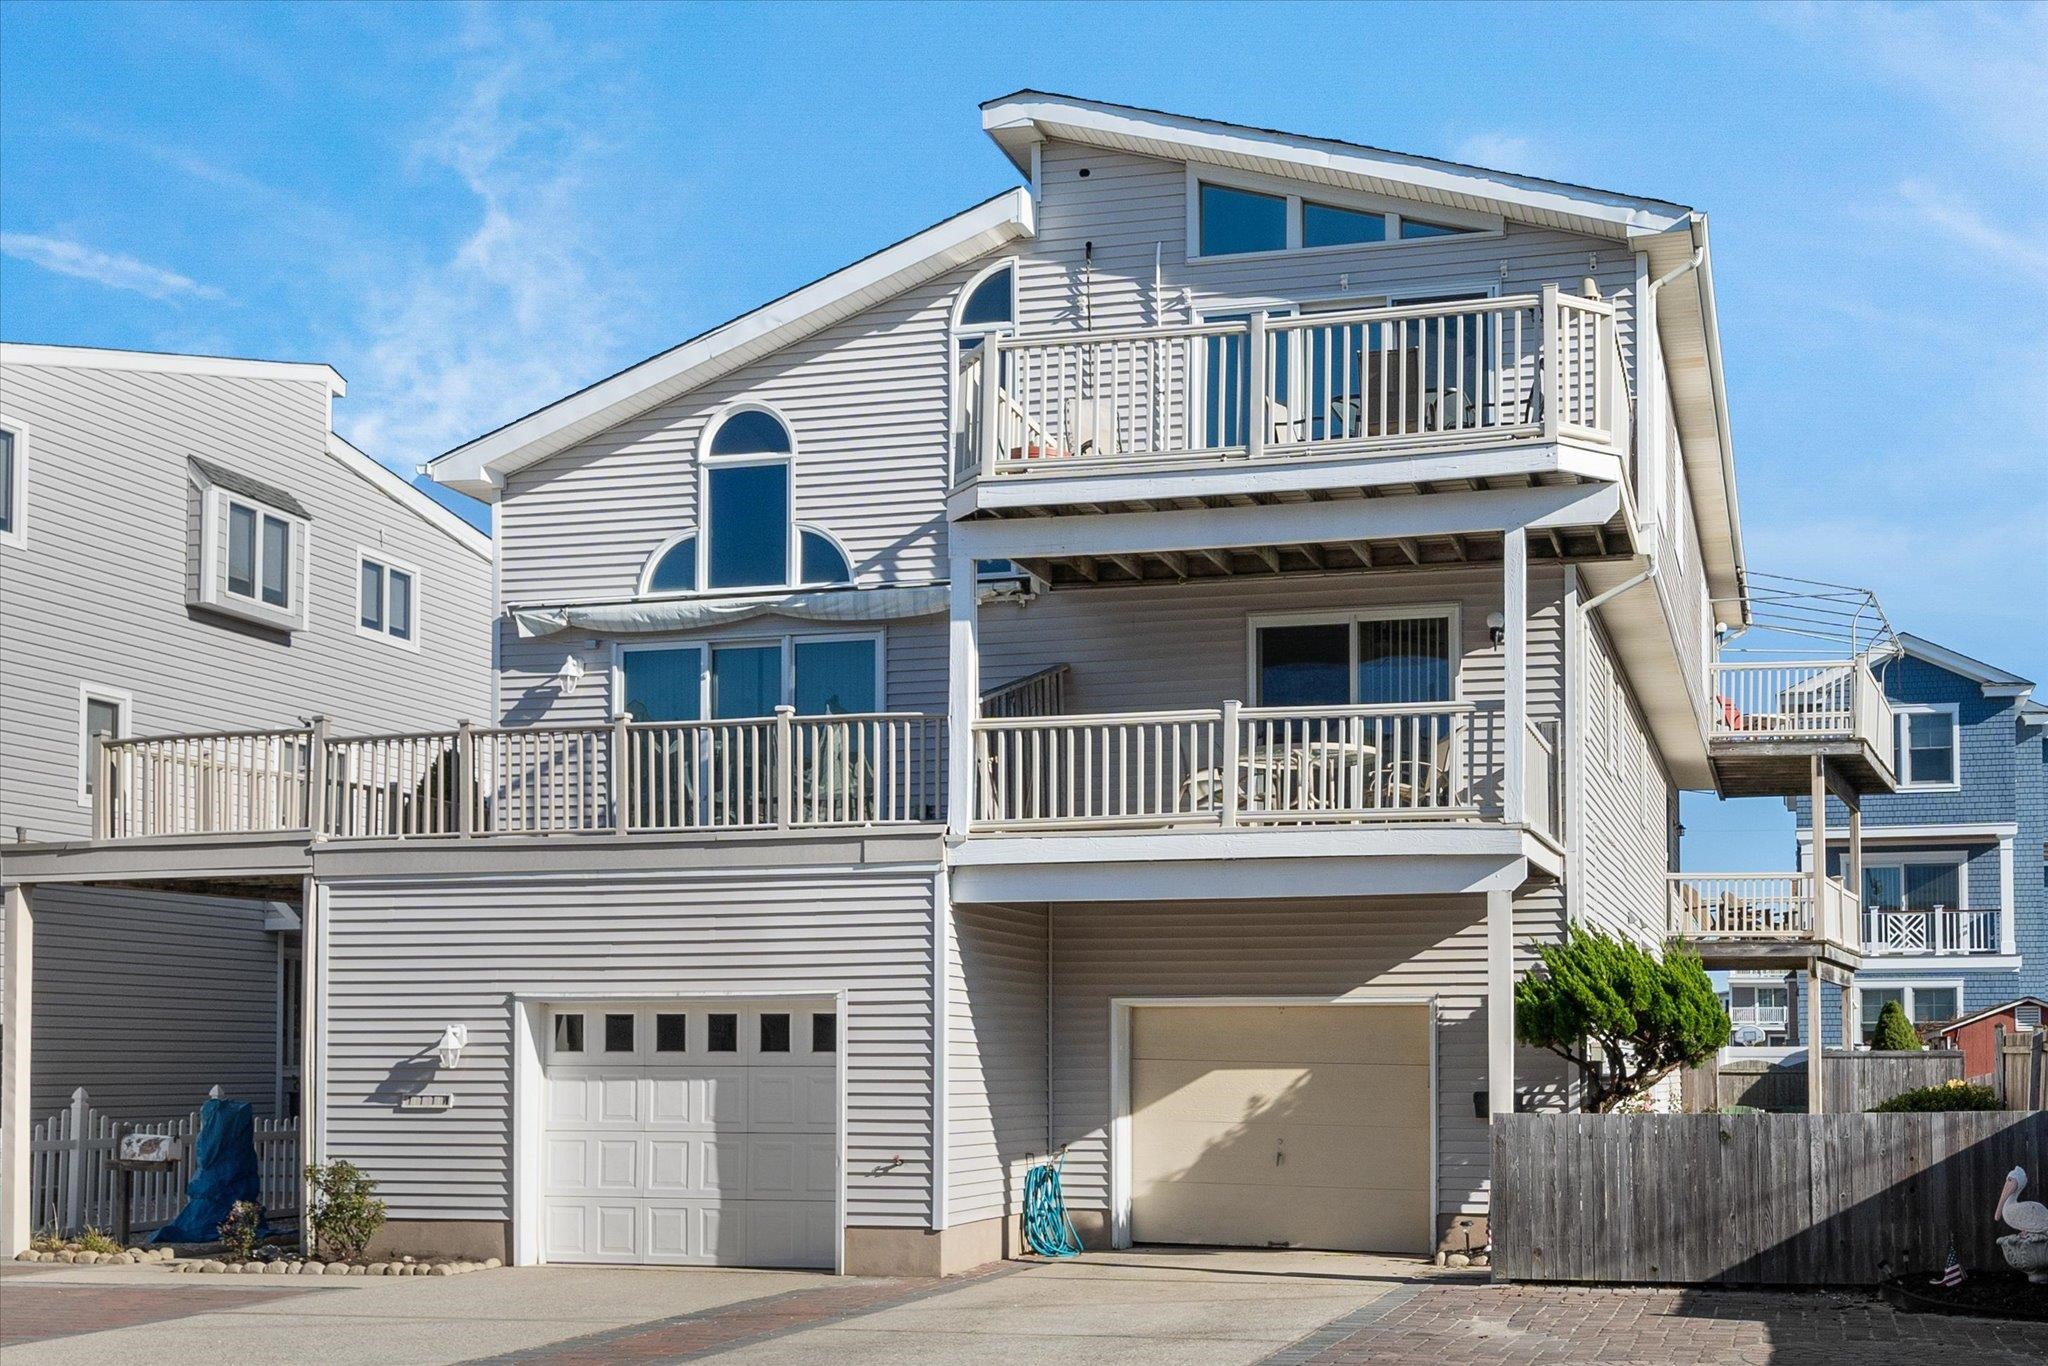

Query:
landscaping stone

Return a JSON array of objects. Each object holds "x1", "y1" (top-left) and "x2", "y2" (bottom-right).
[
  {"x1": 368, "y1": 1262, "x2": 391, "y2": 1275},
  {"x1": 430, "y1": 1264, "x2": 454, "y2": 1277},
  {"x1": 301, "y1": 1261, "x2": 326, "y2": 1275},
  {"x1": 1446, "y1": 1253, "x2": 1472, "y2": 1268},
  {"x1": 485, "y1": 1258, "x2": 502, "y2": 1269},
  {"x1": 199, "y1": 1261, "x2": 225, "y2": 1273},
  {"x1": 264, "y1": 1261, "x2": 289, "y2": 1274}
]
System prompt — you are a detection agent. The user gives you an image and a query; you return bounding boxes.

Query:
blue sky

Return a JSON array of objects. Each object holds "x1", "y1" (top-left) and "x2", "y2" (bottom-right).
[{"x1": 4, "y1": 1, "x2": 2042, "y2": 866}]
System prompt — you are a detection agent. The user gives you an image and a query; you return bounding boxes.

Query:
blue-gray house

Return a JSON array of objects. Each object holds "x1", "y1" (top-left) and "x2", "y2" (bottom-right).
[{"x1": 1775, "y1": 634, "x2": 2047, "y2": 1050}]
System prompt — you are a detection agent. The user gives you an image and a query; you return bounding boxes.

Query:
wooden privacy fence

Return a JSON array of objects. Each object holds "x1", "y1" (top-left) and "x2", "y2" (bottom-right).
[
  {"x1": 25, "y1": 1087, "x2": 300, "y2": 1237},
  {"x1": 1492, "y1": 1111, "x2": 2048, "y2": 1285},
  {"x1": 1685, "y1": 1050, "x2": 1964, "y2": 1114},
  {"x1": 1994, "y1": 1029, "x2": 2048, "y2": 1109}
]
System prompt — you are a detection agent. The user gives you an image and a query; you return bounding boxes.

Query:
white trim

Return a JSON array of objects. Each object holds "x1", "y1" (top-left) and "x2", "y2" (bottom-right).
[
  {"x1": 931, "y1": 867, "x2": 951, "y2": 1232},
  {"x1": 636, "y1": 530, "x2": 702, "y2": 597},
  {"x1": 1940, "y1": 995, "x2": 2048, "y2": 1034},
  {"x1": 0, "y1": 341, "x2": 344, "y2": 393},
  {"x1": 327, "y1": 435, "x2": 489, "y2": 562},
  {"x1": 1851, "y1": 978, "x2": 1966, "y2": 1042},
  {"x1": 1106, "y1": 993, "x2": 1439, "y2": 1251},
  {"x1": 1891, "y1": 703, "x2": 1962, "y2": 792},
  {"x1": 0, "y1": 410, "x2": 26, "y2": 550},
  {"x1": 427, "y1": 189, "x2": 1036, "y2": 497},
  {"x1": 1185, "y1": 164, "x2": 1503, "y2": 265},
  {"x1": 1859, "y1": 956, "x2": 2020, "y2": 974},
  {"x1": 511, "y1": 989, "x2": 847, "y2": 1275},
  {"x1": 1799, "y1": 821, "x2": 2018, "y2": 845},
  {"x1": 983, "y1": 93, "x2": 1693, "y2": 237},
  {"x1": 195, "y1": 481, "x2": 312, "y2": 633},
  {"x1": 354, "y1": 547, "x2": 423, "y2": 651},
  {"x1": 1893, "y1": 633, "x2": 2034, "y2": 698},
  {"x1": 947, "y1": 257, "x2": 1020, "y2": 477},
  {"x1": 1244, "y1": 602, "x2": 1463, "y2": 706},
  {"x1": 76, "y1": 683, "x2": 134, "y2": 807}
]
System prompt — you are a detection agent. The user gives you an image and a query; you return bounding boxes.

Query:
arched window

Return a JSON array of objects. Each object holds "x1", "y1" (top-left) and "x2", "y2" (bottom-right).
[
  {"x1": 700, "y1": 406, "x2": 795, "y2": 590},
  {"x1": 952, "y1": 261, "x2": 1015, "y2": 355},
  {"x1": 707, "y1": 407, "x2": 793, "y2": 457},
  {"x1": 643, "y1": 535, "x2": 698, "y2": 594},
  {"x1": 799, "y1": 528, "x2": 852, "y2": 585}
]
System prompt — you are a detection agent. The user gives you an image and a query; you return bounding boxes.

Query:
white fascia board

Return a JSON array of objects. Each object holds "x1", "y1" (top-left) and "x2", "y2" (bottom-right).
[
  {"x1": 428, "y1": 189, "x2": 1037, "y2": 500},
  {"x1": 327, "y1": 434, "x2": 491, "y2": 562},
  {"x1": 1893, "y1": 633, "x2": 2035, "y2": 696},
  {"x1": 0, "y1": 342, "x2": 345, "y2": 395},
  {"x1": 982, "y1": 92, "x2": 1694, "y2": 239},
  {"x1": 1796, "y1": 822, "x2": 2019, "y2": 844},
  {"x1": 952, "y1": 481, "x2": 1621, "y2": 562}
]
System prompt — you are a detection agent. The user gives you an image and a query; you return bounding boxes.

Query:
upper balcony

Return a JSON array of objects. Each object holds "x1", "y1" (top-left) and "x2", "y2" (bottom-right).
[
  {"x1": 949, "y1": 289, "x2": 1634, "y2": 528},
  {"x1": 1667, "y1": 872, "x2": 1863, "y2": 976},
  {"x1": 1706, "y1": 657, "x2": 1897, "y2": 797}
]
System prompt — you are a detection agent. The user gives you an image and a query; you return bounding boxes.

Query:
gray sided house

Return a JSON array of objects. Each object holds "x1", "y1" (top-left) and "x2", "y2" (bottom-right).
[
  {"x1": 4, "y1": 94, "x2": 1864, "y2": 1277},
  {"x1": 1770, "y1": 634, "x2": 2047, "y2": 1051},
  {"x1": 0, "y1": 343, "x2": 493, "y2": 1123}
]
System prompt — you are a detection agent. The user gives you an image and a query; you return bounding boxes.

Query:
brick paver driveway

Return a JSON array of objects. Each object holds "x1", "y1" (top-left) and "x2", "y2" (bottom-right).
[{"x1": 3, "y1": 1251, "x2": 2044, "y2": 1363}]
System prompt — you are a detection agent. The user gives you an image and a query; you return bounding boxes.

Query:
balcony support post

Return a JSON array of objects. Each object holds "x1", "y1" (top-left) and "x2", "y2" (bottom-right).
[
  {"x1": 1998, "y1": 832, "x2": 2017, "y2": 956},
  {"x1": 1539, "y1": 284, "x2": 1561, "y2": 443},
  {"x1": 457, "y1": 720, "x2": 477, "y2": 838},
  {"x1": 611, "y1": 712, "x2": 632, "y2": 837},
  {"x1": 1806, "y1": 963, "x2": 1826, "y2": 1114},
  {"x1": 947, "y1": 551, "x2": 980, "y2": 840},
  {"x1": 1503, "y1": 526, "x2": 1528, "y2": 824},
  {"x1": 978, "y1": 341, "x2": 1001, "y2": 480},
  {"x1": 1487, "y1": 888, "x2": 1515, "y2": 1118},
  {"x1": 774, "y1": 706, "x2": 795, "y2": 831},
  {"x1": 1246, "y1": 312, "x2": 1268, "y2": 462},
  {"x1": 1220, "y1": 700, "x2": 1241, "y2": 828},
  {"x1": 0, "y1": 881, "x2": 32, "y2": 1257},
  {"x1": 306, "y1": 716, "x2": 331, "y2": 840}
]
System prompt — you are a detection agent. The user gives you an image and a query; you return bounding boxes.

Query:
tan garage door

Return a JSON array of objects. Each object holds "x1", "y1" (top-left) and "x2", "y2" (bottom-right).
[{"x1": 1129, "y1": 1002, "x2": 1431, "y2": 1255}]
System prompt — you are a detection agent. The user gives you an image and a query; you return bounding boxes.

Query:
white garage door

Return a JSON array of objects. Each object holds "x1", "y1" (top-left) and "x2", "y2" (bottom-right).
[
  {"x1": 543, "y1": 1000, "x2": 837, "y2": 1268},
  {"x1": 1128, "y1": 1002, "x2": 1432, "y2": 1255}
]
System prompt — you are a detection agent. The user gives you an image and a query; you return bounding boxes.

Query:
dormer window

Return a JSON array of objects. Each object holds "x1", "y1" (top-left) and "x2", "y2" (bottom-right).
[
  {"x1": 639, "y1": 405, "x2": 854, "y2": 597},
  {"x1": 188, "y1": 457, "x2": 309, "y2": 632}
]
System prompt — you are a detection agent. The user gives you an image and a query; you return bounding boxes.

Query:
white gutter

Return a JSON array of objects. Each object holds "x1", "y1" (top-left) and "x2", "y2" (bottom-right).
[
  {"x1": 1581, "y1": 566, "x2": 1656, "y2": 614},
  {"x1": 1647, "y1": 246, "x2": 1704, "y2": 297}
]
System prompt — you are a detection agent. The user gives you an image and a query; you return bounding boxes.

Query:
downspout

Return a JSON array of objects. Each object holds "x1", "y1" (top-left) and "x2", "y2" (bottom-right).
[
  {"x1": 1647, "y1": 246, "x2": 1703, "y2": 299},
  {"x1": 1581, "y1": 567, "x2": 1655, "y2": 615}
]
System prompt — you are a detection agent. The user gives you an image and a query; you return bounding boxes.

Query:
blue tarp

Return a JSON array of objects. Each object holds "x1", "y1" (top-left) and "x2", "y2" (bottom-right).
[{"x1": 151, "y1": 1097, "x2": 264, "y2": 1244}]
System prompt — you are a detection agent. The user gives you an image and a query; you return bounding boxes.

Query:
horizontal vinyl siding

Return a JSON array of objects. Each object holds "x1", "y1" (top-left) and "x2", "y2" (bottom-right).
[
  {"x1": 1044, "y1": 896, "x2": 1562, "y2": 1229},
  {"x1": 1575, "y1": 614, "x2": 1674, "y2": 944},
  {"x1": 321, "y1": 866, "x2": 938, "y2": 1228},
  {"x1": 0, "y1": 359, "x2": 492, "y2": 845},
  {"x1": 946, "y1": 902, "x2": 1048, "y2": 1229},
  {"x1": 29, "y1": 886, "x2": 280, "y2": 1120}
]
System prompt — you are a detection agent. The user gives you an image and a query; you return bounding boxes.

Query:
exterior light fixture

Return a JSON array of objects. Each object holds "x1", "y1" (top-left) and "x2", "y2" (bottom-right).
[
  {"x1": 1487, "y1": 612, "x2": 1506, "y2": 648},
  {"x1": 434, "y1": 1024, "x2": 469, "y2": 1070}
]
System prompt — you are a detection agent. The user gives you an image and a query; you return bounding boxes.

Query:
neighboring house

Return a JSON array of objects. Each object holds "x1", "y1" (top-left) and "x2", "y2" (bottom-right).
[
  {"x1": 1783, "y1": 634, "x2": 2048, "y2": 1049},
  {"x1": 4, "y1": 94, "x2": 1873, "y2": 1274},
  {"x1": 0, "y1": 343, "x2": 493, "y2": 1121},
  {"x1": 1938, "y1": 996, "x2": 2046, "y2": 1081}
]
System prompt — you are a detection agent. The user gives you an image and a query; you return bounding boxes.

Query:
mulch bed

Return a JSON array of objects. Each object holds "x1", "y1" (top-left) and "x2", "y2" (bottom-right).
[{"x1": 1885, "y1": 1271, "x2": 2048, "y2": 1322}]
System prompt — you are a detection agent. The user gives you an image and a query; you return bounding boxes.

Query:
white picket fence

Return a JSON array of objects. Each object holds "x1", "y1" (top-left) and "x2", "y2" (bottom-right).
[{"x1": 26, "y1": 1086, "x2": 300, "y2": 1237}]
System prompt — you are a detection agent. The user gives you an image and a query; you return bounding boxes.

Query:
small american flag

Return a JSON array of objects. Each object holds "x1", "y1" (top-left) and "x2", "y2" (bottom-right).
[{"x1": 1932, "y1": 1243, "x2": 1965, "y2": 1288}]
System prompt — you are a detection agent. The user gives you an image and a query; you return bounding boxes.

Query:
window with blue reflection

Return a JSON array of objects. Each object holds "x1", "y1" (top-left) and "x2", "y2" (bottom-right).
[
  {"x1": 959, "y1": 267, "x2": 1013, "y2": 326},
  {"x1": 1199, "y1": 183, "x2": 1286, "y2": 256},
  {"x1": 1399, "y1": 218, "x2": 1470, "y2": 240},
  {"x1": 647, "y1": 536, "x2": 698, "y2": 593},
  {"x1": 621, "y1": 646, "x2": 703, "y2": 723},
  {"x1": 799, "y1": 529, "x2": 852, "y2": 585},
  {"x1": 712, "y1": 644, "x2": 781, "y2": 719},
  {"x1": 708, "y1": 408, "x2": 792, "y2": 456},
  {"x1": 1357, "y1": 616, "x2": 1452, "y2": 703},
  {"x1": 1303, "y1": 201, "x2": 1387, "y2": 248},
  {"x1": 707, "y1": 463, "x2": 789, "y2": 588},
  {"x1": 794, "y1": 638, "x2": 878, "y2": 715}
]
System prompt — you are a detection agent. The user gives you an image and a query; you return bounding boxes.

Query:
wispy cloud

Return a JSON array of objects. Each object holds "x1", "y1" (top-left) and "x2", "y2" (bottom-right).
[
  {"x1": 335, "y1": 12, "x2": 642, "y2": 471},
  {"x1": 1451, "y1": 131, "x2": 1551, "y2": 177},
  {"x1": 1896, "y1": 179, "x2": 2048, "y2": 288},
  {"x1": 1, "y1": 232, "x2": 224, "y2": 301}
]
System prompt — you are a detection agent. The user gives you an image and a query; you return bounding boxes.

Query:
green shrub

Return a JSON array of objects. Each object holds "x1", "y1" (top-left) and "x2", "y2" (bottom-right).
[
  {"x1": 218, "y1": 1201, "x2": 263, "y2": 1262},
  {"x1": 76, "y1": 1226, "x2": 121, "y2": 1255},
  {"x1": 1870, "y1": 1080, "x2": 2001, "y2": 1112},
  {"x1": 1514, "y1": 927, "x2": 1730, "y2": 1112},
  {"x1": 1869, "y1": 1000, "x2": 1922, "y2": 1052},
  {"x1": 305, "y1": 1160, "x2": 387, "y2": 1262}
]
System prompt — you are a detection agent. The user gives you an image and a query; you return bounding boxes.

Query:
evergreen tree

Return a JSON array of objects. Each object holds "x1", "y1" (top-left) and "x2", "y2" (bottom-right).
[{"x1": 1869, "y1": 999, "x2": 1922, "y2": 1052}]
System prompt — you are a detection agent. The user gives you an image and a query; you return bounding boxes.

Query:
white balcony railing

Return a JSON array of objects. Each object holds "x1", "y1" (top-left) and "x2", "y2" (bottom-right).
[
  {"x1": 958, "y1": 288, "x2": 1629, "y2": 482},
  {"x1": 1862, "y1": 907, "x2": 2002, "y2": 957},
  {"x1": 971, "y1": 701, "x2": 1487, "y2": 831},
  {"x1": 1667, "y1": 872, "x2": 1860, "y2": 949},
  {"x1": 1709, "y1": 657, "x2": 1895, "y2": 752},
  {"x1": 93, "y1": 711, "x2": 945, "y2": 842}
]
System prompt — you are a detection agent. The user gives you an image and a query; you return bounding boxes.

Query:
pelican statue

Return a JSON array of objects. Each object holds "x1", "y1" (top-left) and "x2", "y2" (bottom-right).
[
  {"x1": 1997, "y1": 1166, "x2": 2048, "y2": 1284},
  {"x1": 1999, "y1": 1167, "x2": 2048, "y2": 1232}
]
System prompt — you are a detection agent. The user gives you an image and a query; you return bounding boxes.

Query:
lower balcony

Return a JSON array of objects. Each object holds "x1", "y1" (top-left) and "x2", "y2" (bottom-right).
[
  {"x1": 1667, "y1": 872, "x2": 1863, "y2": 975},
  {"x1": 1860, "y1": 907, "x2": 2004, "y2": 959}
]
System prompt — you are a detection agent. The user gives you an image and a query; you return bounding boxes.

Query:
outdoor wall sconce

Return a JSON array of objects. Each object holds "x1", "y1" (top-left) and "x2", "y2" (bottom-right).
[
  {"x1": 1487, "y1": 612, "x2": 1506, "y2": 648},
  {"x1": 434, "y1": 1024, "x2": 469, "y2": 1071}
]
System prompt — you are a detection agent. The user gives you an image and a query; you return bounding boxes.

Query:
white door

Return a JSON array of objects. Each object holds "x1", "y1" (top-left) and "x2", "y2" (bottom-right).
[
  {"x1": 1128, "y1": 1002, "x2": 1432, "y2": 1255},
  {"x1": 542, "y1": 1001, "x2": 838, "y2": 1268}
]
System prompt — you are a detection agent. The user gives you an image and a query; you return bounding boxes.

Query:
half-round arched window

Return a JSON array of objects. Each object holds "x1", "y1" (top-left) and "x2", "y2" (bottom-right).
[
  {"x1": 707, "y1": 407, "x2": 793, "y2": 458},
  {"x1": 643, "y1": 534, "x2": 699, "y2": 594},
  {"x1": 799, "y1": 528, "x2": 852, "y2": 585},
  {"x1": 957, "y1": 264, "x2": 1014, "y2": 329}
]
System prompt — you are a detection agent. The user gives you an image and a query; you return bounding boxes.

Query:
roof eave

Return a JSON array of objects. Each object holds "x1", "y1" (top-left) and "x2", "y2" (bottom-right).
[{"x1": 429, "y1": 188, "x2": 1038, "y2": 501}]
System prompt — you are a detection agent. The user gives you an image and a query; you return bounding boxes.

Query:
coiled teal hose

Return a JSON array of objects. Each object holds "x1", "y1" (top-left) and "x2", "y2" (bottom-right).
[{"x1": 1022, "y1": 1150, "x2": 1083, "y2": 1258}]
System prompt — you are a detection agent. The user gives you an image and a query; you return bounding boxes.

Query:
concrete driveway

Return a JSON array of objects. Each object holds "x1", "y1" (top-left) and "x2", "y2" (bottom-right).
[{"x1": 5, "y1": 1249, "x2": 2046, "y2": 1365}]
